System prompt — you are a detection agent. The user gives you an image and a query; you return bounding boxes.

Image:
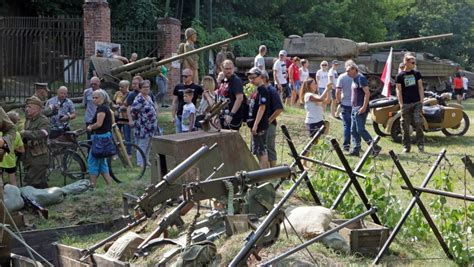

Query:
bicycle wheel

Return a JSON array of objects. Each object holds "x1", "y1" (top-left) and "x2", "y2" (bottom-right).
[
  {"x1": 61, "y1": 150, "x2": 87, "y2": 185},
  {"x1": 107, "y1": 141, "x2": 147, "y2": 181}
]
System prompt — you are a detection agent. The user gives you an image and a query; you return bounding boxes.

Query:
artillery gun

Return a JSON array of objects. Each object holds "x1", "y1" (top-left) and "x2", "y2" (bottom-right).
[
  {"x1": 235, "y1": 33, "x2": 455, "y2": 97},
  {"x1": 92, "y1": 33, "x2": 248, "y2": 91}
]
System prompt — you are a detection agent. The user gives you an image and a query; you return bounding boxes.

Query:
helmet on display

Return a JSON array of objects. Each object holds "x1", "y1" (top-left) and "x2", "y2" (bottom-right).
[{"x1": 185, "y1": 28, "x2": 197, "y2": 39}]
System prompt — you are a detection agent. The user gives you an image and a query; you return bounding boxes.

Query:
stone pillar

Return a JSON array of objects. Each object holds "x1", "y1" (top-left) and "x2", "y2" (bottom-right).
[
  {"x1": 157, "y1": 17, "x2": 181, "y2": 97},
  {"x1": 83, "y1": 0, "x2": 111, "y2": 83}
]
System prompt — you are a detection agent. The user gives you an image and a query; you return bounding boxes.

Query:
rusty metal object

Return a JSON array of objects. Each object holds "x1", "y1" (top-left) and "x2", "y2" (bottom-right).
[{"x1": 199, "y1": 99, "x2": 229, "y2": 132}]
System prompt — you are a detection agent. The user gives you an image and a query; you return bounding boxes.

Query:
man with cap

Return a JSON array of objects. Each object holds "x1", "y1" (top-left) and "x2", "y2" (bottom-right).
[
  {"x1": 33, "y1": 82, "x2": 55, "y2": 117},
  {"x1": 273, "y1": 50, "x2": 291, "y2": 106},
  {"x1": 329, "y1": 60, "x2": 341, "y2": 119},
  {"x1": 345, "y1": 62, "x2": 381, "y2": 157},
  {"x1": 178, "y1": 27, "x2": 199, "y2": 84},
  {"x1": 254, "y1": 45, "x2": 267, "y2": 71},
  {"x1": 21, "y1": 96, "x2": 50, "y2": 188},
  {"x1": 171, "y1": 68, "x2": 203, "y2": 133},
  {"x1": 247, "y1": 67, "x2": 270, "y2": 169}
]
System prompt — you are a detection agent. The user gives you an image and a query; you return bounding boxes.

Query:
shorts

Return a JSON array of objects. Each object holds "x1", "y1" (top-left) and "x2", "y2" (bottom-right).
[
  {"x1": 282, "y1": 83, "x2": 291, "y2": 99},
  {"x1": 1, "y1": 166, "x2": 16, "y2": 174},
  {"x1": 319, "y1": 87, "x2": 325, "y2": 95},
  {"x1": 252, "y1": 130, "x2": 268, "y2": 156},
  {"x1": 306, "y1": 121, "x2": 324, "y2": 137},
  {"x1": 87, "y1": 132, "x2": 111, "y2": 175},
  {"x1": 454, "y1": 89, "x2": 463, "y2": 96},
  {"x1": 265, "y1": 124, "x2": 277, "y2": 161},
  {"x1": 292, "y1": 80, "x2": 301, "y2": 93}
]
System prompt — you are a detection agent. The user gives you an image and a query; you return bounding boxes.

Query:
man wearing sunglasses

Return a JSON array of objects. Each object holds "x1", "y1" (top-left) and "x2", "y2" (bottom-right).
[
  {"x1": 395, "y1": 53, "x2": 425, "y2": 153},
  {"x1": 171, "y1": 68, "x2": 203, "y2": 133}
]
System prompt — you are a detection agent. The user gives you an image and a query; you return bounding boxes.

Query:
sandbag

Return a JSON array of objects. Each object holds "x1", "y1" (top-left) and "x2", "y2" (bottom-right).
[
  {"x1": 20, "y1": 186, "x2": 65, "y2": 207},
  {"x1": 3, "y1": 184, "x2": 24, "y2": 212},
  {"x1": 173, "y1": 241, "x2": 219, "y2": 267},
  {"x1": 105, "y1": 231, "x2": 144, "y2": 261},
  {"x1": 282, "y1": 206, "x2": 333, "y2": 239},
  {"x1": 61, "y1": 179, "x2": 91, "y2": 195},
  {"x1": 321, "y1": 232, "x2": 350, "y2": 253}
]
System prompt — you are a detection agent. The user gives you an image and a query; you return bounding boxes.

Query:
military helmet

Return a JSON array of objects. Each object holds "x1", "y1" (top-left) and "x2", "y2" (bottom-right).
[{"x1": 185, "y1": 28, "x2": 197, "y2": 40}]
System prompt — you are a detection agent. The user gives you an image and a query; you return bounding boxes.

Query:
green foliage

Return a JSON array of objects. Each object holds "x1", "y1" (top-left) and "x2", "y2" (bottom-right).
[{"x1": 109, "y1": 0, "x2": 163, "y2": 29}]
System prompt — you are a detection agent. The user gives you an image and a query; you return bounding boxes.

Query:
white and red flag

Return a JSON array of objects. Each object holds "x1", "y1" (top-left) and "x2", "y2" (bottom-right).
[{"x1": 380, "y1": 47, "x2": 393, "y2": 98}]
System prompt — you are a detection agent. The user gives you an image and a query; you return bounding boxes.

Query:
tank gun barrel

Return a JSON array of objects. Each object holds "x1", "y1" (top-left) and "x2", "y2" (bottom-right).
[
  {"x1": 359, "y1": 33, "x2": 453, "y2": 52},
  {"x1": 156, "y1": 33, "x2": 248, "y2": 66}
]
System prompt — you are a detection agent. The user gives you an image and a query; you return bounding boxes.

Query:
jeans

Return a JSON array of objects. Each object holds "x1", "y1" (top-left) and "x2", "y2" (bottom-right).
[
  {"x1": 351, "y1": 106, "x2": 373, "y2": 152},
  {"x1": 340, "y1": 105, "x2": 352, "y2": 150},
  {"x1": 175, "y1": 116, "x2": 182, "y2": 133},
  {"x1": 118, "y1": 124, "x2": 132, "y2": 155},
  {"x1": 135, "y1": 136, "x2": 151, "y2": 167}
]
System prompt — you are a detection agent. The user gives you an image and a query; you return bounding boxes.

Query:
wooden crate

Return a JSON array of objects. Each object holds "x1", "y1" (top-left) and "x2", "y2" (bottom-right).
[{"x1": 331, "y1": 219, "x2": 389, "y2": 255}]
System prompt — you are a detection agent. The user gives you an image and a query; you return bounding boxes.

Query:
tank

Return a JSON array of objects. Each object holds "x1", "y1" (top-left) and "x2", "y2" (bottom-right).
[{"x1": 235, "y1": 33, "x2": 456, "y2": 97}]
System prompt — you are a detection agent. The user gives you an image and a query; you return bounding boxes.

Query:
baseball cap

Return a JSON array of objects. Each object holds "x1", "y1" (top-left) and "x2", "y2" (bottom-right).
[
  {"x1": 279, "y1": 50, "x2": 287, "y2": 56},
  {"x1": 247, "y1": 67, "x2": 263, "y2": 76},
  {"x1": 332, "y1": 60, "x2": 340, "y2": 65},
  {"x1": 261, "y1": 70, "x2": 269, "y2": 80}
]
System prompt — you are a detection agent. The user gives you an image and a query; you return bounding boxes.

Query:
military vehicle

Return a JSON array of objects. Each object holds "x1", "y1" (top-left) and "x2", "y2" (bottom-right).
[{"x1": 235, "y1": 33, "x2": 455, "y2": 97}]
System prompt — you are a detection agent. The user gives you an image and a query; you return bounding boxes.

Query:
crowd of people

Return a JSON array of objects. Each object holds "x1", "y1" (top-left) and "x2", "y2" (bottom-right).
[{"x1": 1, "y1": 40, "x2": 469, "y2": 189}]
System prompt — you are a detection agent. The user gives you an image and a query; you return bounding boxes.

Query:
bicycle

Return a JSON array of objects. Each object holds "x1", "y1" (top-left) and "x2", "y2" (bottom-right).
[
  {"x1": 79, "y1": 124, "x2": 147, "y2": 182},
  {"x1": 17, "y1": 129, "x2": 88, "y2": 187}
]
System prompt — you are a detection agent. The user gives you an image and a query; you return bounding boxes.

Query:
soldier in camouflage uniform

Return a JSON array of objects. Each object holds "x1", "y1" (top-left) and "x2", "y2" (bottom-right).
[
  {"x1": 22, "y1": 96, "x2": 50, "y2": 188},
  {"x1": 33, "y1": 82, "x2": 54, "y2": 117}
]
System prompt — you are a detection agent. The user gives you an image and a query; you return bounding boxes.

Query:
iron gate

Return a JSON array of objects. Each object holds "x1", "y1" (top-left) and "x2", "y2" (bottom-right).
[
  {"x1": 112, "y1": 26, "x2": 163, "y2": 60},
  {"x1": 0, "y1": 17, "x2": 84, "y2": 101}
]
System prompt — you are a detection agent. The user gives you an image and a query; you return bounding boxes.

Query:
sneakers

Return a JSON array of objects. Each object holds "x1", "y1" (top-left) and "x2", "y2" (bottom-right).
[
  {"x1": 418, "y1": 144, "x2": 425, "y2": 153},
  {"x1": 343, "y1": 146, "x2": 350, "y2": 152},
  {"x1": 402, "y1": 147, "x2": 410, "y2": 154}
]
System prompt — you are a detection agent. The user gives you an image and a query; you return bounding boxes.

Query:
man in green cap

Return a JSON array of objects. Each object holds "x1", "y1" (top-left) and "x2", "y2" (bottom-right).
[{"x1": 21, "y1": 96, "x2": 50, "y2": 188}]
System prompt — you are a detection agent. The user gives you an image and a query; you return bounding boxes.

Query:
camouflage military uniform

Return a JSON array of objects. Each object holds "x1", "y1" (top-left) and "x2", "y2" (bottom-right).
[{"x1": 22, "y1": 111, "x2": 50, "y2": 188}]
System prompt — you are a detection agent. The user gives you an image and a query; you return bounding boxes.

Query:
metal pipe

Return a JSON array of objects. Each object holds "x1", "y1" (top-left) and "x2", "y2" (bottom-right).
[
  {"x1": 229, "y1": 170, "x2": 309, "y2": 267},
  {"x1": 400, "y1": 185, "x2": 474, "y2": 202},
  {"x1": 330, "y1": 139, "x2": 381, "y2": 224},
  {"x1": 298, "y1": 155, "x2": 366, "y2": 179},
  {"x1": 261, "y1": 207, "x2": 377, "y2": 266},
  {"x1": 373, "y1": 149, "x2": 451, "y2": 264},
  {"x1": 331, "y1": 136, "x2": 380, "y2": 210},
  {"x1": 0, "y1": 224, "x2": 53, "y2": 266},
  {"x1": 209, "y1": 166, "x2": 291, "y2": 184}
]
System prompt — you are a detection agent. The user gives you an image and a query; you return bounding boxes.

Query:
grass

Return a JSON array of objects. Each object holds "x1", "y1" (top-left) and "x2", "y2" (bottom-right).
[{"x1": 8, "y1": 98, "x2": 474, "y2": 265}]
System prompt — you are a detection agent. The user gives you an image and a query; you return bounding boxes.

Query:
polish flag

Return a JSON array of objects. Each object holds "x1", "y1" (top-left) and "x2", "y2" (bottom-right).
[{"x1": 380, "y1": 47, "x2": 393, "y2": 98}]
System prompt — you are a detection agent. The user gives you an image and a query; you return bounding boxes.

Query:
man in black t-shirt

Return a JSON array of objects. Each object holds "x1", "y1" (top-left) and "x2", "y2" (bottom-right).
[
  {"x1": 247, "y1": 67, "x2": 270, "y2": 169},
  {"x1": 171, "y1": 68, "x2": 203, "y2": 133},
  {"x1": 216, "y1": 60, "x2": 246, "y2": 130},
  {"x1": 395, "y1": 53, "x2": 425, "y2": 153}
]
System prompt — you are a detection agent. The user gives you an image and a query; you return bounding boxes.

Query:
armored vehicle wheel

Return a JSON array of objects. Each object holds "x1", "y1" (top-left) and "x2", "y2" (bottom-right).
[
  {"x1": 441, "y1": 111, "x2": 470, "y2": 136},
  {"x1": 373, "y1": 122, "x2": 389, "y2": 137},
  {"x1": 369, "y1": 98, "x2": 399, "y2": 108}
]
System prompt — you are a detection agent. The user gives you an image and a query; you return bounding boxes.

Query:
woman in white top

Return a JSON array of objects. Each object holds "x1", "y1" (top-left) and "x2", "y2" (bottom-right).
[
  {"x1": 299, "y1": 59, "x2": 309, "y2": 82},
  {"x1": 316, "y1": 61, "x2": 329, "y2": 112},
  {"x1": 300, "y1": 78, "x2": 331, "y2": 136}
]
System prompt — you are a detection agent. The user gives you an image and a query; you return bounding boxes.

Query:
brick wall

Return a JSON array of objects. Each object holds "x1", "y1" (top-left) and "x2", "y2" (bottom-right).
[
  {"x1": 83, "y1": 0, "x2": 111, "y2": 84},
  {"x1": 157, "y1": 17, "x2": 181, "y2": 97}
]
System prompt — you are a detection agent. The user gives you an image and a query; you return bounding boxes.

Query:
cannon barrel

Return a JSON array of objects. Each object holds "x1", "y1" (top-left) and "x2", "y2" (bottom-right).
[
  {"x1": 358, "y1": 33, "x2": 453, "y2": 52},
  {"x1": 156, "y1": 33, "x2": 248, "y2": 66}
]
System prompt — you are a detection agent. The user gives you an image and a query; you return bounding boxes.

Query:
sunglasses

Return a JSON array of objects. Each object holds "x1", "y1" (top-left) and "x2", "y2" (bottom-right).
[
  {"x1": 408, "y1": 61, "x2": 416, "y2": 65},
  {"x1": 322, "y1": 64, "x2": 328, "y2": 66},
  {"x1": 181, "y1": 75, "x2": 189, "y2": 78},
  {"x1": 248, "y1": 75, "x2": 259, "y2": 80}
]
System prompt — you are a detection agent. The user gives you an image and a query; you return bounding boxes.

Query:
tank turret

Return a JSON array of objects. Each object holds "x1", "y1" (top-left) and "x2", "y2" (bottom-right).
[{"x1": 283, "y1": 33, "x2": 453, "y2": 58}]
